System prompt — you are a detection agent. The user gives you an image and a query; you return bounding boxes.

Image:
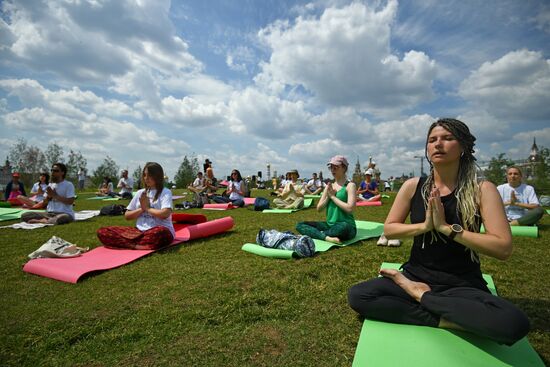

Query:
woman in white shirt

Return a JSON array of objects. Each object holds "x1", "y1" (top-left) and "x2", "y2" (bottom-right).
[
  {"x1": 17, "y1": 172, "x2": 49, "y2": 207},
  {"x1": 97, "y1": 162, "x2": 175, "y2": 250}
]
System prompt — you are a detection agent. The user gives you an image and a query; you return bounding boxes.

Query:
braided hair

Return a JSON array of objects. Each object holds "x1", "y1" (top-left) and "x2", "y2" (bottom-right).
[{"x1": 421, "y1": 119, "x2": 481, "y2": 257}]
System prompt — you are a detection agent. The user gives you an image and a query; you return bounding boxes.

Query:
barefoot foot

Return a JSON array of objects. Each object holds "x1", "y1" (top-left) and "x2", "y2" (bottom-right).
[
  {"x1": 325, "y1": 236, "x2": 342, "y2": 244},
  {"x1": 380, "y1": 268, "x2": 431, "y2": 302}
]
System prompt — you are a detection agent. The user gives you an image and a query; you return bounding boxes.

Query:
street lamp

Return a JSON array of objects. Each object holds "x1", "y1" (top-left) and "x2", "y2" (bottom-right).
[{"x1": 413, "y1": 155, "x2": 425, "y2": 177}]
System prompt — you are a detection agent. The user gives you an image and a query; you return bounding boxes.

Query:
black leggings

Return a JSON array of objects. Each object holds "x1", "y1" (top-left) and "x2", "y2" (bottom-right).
[{"x1": 348, "y1": 273, "x2": 530, "y2": 345}]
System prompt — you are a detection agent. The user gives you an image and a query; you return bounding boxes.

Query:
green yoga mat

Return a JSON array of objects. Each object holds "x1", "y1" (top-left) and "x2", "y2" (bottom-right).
[
  {"x1": 241, "y1": 220, "x2": 384, "y2": 259},
  {"x1": 304, "y1": 194, "x2": 321, "y2": 199},
  {"x1": 352, "y1": 262, "x2": 544, "y2": 367},
  {"x1": 86, "y1": 196, "x2": 107, "y2": 200},
  {"x1": 546, "y1": 209, "x2": 550, "y2": 215},
  {"x1": 480, "y1": 224, "x2": 538, "y2": 238},
  {"x1": 263, "y1": 198, "x2": 314, "y2": 213},
  {"x1": 0, "y1": 208, "x2": 46, "y2": 222},
  {"x1": 381, "y1": 194, "x2": 390, "y2": 199}
]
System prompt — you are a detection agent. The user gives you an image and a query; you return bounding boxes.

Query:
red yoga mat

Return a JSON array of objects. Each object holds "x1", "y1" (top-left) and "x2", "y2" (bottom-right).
[
  {"x1": 356, "y1": 201, "x2": 382, "y2": 207},
  {"x1": 203, "y1": 203, "x2": 234, "y2": 210},
  {"x1": 23, "y1": 216, "x2": 234, "y2": 283}
]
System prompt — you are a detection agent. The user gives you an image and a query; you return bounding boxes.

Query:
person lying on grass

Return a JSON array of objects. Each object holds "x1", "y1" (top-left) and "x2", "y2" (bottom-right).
[
  {"x1": 348, "y1": 118, "x2": 529, "y2": 346},
  {"x1": 296, "y1": 155, "x2": 356, "y2": 244},
  {"x1": 97, "y1": 162, "x2": 175, "y2": 250}
]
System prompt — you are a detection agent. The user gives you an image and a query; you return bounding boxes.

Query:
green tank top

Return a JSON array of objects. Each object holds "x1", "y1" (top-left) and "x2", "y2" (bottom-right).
[{"x1": 326, "y1": 181, "x2": 356, "y2": 227}]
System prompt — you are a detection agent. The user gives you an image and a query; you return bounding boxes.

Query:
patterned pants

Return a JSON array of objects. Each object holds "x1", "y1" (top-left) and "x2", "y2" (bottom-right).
[{"x1": 97, "y1": 226, "x2": 174, "y2": 250}]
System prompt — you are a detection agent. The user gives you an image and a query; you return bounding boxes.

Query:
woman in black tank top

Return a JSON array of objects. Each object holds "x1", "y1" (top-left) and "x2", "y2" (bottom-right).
[{"x1": 348, "y1": 118, "x2": 529, "y2": 345}]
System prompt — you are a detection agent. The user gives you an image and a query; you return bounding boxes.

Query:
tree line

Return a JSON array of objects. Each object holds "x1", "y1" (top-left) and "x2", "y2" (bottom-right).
[{"x1": 5, "y1": 138, "x2": 202, "y2": 190}]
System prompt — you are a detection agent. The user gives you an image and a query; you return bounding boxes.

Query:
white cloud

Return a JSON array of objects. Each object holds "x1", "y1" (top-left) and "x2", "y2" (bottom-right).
[
  {"x1": 458, "y1": 49, "x2": 550, "y2": 121},
  {"x1": 256, "y1": 1, "x2": 436, "y2": 115},
  {"x1": 228, "y1": 87, "x2": 313, "y2": 139}
]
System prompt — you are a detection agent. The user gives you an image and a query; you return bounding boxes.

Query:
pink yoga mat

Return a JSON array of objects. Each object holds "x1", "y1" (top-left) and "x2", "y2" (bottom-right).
[
  {"x1": 203, "y1": 203, "x2": 234, "y2": 210},
  {"x1": 243, "y1": 197, "x2": 256, "y2": 206},
  {"x1": 23, "y1": 217, "x2": 234, "y2": 283},
  {"x1": 356, "y1": 201, "x2": 382, "y2": 207}
]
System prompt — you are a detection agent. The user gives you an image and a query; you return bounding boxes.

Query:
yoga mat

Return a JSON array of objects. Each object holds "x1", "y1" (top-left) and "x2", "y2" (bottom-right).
[
  {"x1": 547, "y1": 209, "x2": 550, "y2": 215},
  {"x1": 102, "y1": 197, "x2": 120, "y2": 201},
  {"x1": 23, "y1": 216, "x2": 234, "y2": 283},
  {"x1": 356, "y1": 201, "x2": 382, "y2": 207},
  {"x1": 0, "y1": 208, "x2": 46, "y2": 222},
  {"x1": 381, "y1": 194, "x2": 390, "y2": 198},
  {"x1": 304, "y1": 194, "x2": 321, "y2": 199},
  {"x1": 262, "y1": 198, "x2": 313, "y2": 214},
  {"x1": 203, "y1": 203, "x2": 234, "y2": 210},
  {"x1": 172, "y1": 195, "x2": 184, "y2": 200},
  {"x1": 174, "y1": 216, "x2": 234, "y2": 241},
  {"x1": 241, "y1": 220, "x2": 384, "y2": 259},
  {"x1": 351, "y1": 262, "x2": 543, "y2": 367},
  {"x1": 85, "y1": 196, "x2": 108, "y2": 200},
  {"x1": 243, "y1": 197, "x2": 256, "y2": 206},
  {"x1": 480, "y1": 224, "x2": 538, "y2": 238}
]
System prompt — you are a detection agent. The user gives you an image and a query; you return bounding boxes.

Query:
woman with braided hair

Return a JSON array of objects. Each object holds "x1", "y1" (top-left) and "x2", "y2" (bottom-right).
[{"x1": 348, "y1": 118, "x2": 529, "y2": 345}]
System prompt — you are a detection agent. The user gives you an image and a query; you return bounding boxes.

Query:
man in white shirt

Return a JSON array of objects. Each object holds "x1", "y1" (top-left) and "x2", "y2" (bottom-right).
[
  {"x1": 117, "y1": 170, "x2": 134, "y2": 199},
  {"x1": 497, "y1": 166, "x2": 544, "y2": 226},
  {"x1": 305, "y1": 172, "x2": 324, "y2": 195},
  {"x1": 187, "y1": 172, "x2": 206, "y2": 194},
  {"x1": 21, "y1": 163, "x2": 76, "y2": 225}
]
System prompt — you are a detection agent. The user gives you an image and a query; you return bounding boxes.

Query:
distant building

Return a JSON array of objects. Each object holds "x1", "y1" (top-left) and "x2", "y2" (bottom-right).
[
  {"x1": 516, "y1": 138, "x2": 541, "y2": 179},
  {"x1": 352, "y1": 157, "x2": 362, "y2": 186}
]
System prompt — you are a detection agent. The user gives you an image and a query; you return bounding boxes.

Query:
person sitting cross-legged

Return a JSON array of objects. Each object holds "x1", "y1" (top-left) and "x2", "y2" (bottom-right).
[
  {"x1": 273, "y1": 169, "x2": 305, "y2": 209},
  {"x1": 21, "y1": 163, "x2": 75, "y2": 225},
  {"x1": 497, "y1": 166, "x2": 544, "y2": 226},
  {"x1": 304, "y1": 172, "x2": 325, "y2": 195},
  {"x1": 96, "y1": 162, "x2": 174, "y2": 250}
]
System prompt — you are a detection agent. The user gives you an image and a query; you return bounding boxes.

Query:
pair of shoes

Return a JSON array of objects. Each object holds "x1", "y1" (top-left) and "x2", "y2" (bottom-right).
[
  {"x1": 387, "y1": 239, "x2": 401, "y2": 247},
  {"x1": 377, "y1": 234, "x2": 388, "y2": 246}
]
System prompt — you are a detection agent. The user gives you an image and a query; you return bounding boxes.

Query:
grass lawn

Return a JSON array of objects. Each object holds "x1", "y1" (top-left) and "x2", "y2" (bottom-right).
[{"x1": 1, "y1": 190, "x2": 549, "y2": 366}]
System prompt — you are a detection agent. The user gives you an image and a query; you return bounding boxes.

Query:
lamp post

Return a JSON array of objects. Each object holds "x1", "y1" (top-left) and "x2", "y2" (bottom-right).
[{"x1": 413, "y1": 155, "x2": 425, "y2": 177}]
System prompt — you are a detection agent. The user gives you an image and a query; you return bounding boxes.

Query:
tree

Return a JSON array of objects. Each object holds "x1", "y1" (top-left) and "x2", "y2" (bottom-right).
[
  {"x1": 45, "y1": 142, "x2": 64, "y2": 167},
  {"x1": 484, "y1": 153, "x2": 515, "y2": 185},
  {"x1": 174, "y1": 155, "x2": 199, "y2": 188},
  {"x1": 7, "y1": 138, "x2": 28, "y2": 173},
  {"x1": 7, "y1": 138, "x2": 46, "y2": 185},
  {"x1": 530, "y1": 147, "x2": 550, "y2": 195},
  {"x1": 92, "y1": 156, "x2": 119, "y2": 187},
  {"x1": 66, "y1": 150, "x2": 87, "y2": 184},
  {"x1": 132, "y1": 165, "x2": 143, "y2": 190}
]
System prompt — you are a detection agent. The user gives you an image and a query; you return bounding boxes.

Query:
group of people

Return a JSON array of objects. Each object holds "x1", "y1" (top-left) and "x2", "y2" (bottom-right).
[
  {"x1": 4, "y1": 118, "x2": 545, "y2": 347},
  {"x1": 95, "y1": 170, "x2": 134, "y2": 199}
]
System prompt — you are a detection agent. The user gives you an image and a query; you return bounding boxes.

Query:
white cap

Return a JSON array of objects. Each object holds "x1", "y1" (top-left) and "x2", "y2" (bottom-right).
[{"x1": 365, "y1": 168, "x2": 374, "y2": 176}]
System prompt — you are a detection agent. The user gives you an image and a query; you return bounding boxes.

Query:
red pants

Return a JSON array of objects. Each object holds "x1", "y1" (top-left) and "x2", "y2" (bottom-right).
[{"x1": 97, "y1": 226, "x2": 174, "y2": 250}]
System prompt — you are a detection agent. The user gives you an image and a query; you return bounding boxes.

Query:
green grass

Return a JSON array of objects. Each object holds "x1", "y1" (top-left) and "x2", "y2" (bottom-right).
[{"x1": 1, "y1": 190, "x2": 549, "y2": 366}]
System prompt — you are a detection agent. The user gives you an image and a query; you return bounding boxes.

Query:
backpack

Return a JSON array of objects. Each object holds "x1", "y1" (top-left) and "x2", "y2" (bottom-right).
[
  {"x1": 99, "y1": 204, "x2": 126, "y2": 216},
  {"x1": 253, "y1": 197, "x2": 270, "y2": 211},
  {"x1": 256, "y1": 229, "x2": 315, "y2": 257}
]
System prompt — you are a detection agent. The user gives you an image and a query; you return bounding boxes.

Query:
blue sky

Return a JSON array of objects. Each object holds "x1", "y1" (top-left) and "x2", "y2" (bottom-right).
[{"x1": 1, "y1": 0, "x2": 549, "y2": 180}]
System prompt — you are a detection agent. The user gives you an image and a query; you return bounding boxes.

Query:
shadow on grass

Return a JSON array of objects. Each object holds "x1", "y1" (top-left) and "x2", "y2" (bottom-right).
[{"x1": 508, "y1": 297, "x2": 550, "y2": 334}]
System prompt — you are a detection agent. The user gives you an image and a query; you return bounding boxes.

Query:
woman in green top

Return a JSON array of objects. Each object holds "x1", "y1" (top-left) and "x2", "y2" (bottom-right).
[{"x1": 296, "y1": 155, "x2": 357, "y2": 244}]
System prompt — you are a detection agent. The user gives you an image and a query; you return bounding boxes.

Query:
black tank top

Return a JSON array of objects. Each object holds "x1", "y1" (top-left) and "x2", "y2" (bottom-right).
[{"x1": 403, "y1": 177, "x2": 488, "y2": 291}]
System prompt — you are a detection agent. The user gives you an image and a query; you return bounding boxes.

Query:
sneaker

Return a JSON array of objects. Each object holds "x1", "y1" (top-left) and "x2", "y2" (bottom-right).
[
  {"x1": 377, "y1": 234, "x2": 388, "y2": 246},
  {"x1": 387, "y1": 239, "x2": 401, "y2": 247}
]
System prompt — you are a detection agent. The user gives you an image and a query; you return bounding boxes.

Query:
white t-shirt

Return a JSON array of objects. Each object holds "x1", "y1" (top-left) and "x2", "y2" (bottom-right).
[
  {"x1": 307, "y1": 178, "x2": 323, "y2": 191},
  {"x1": 229, "y1": 181, "x2": 244, "y2": 201},
  {"x1": 497, "y1": 183, "x2": 540, "y2": 220},
  {"x1": 31, "y1": 182, "x2": 49, "y2": 201},
  {"x1": 45, "y1": 180, "x2": 75, "y2": 218},
  {"x1": 127, "y1": 188, "x2": 175, "y2": 237},
  {"x1": 191, "y1": 177, "x2": 205, "y2": 188},
  {"x1": 78, "y1": 171, "x2": 86, "y2": 181},
  {"x1": 117, "y1": 177, "x2": 134, "y2": 194}
]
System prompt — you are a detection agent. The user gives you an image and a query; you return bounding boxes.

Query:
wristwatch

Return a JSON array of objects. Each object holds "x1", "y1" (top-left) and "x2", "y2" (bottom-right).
[{"x1": 448, "y1": 224, "x2": 463, "y2": 240}]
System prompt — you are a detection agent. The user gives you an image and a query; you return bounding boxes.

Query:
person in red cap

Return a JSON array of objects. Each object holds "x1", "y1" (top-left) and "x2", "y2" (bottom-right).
[
  {"x1": 4, "y1": 172, "x2": 26, "y2": 204},
  {"x1": 296, "y1": 155, "x2": 357, "y2": 243}
]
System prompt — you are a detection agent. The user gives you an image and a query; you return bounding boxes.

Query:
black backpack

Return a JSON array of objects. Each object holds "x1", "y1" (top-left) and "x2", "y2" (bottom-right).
[
  {"x1": 253, "y1": 197, "x2": 270, "y2": 211},
  {"x1": 99, "y1": 204, "x2": 126, "y2": 216}
]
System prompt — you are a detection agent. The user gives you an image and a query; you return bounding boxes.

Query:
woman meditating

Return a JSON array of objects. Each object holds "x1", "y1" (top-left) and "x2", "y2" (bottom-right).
[
  {"x1": 296, "y1": 155, "x2": 356, "y2": 244},
  {"x1": 348, "y1": 118, "x2": 529, "y2": 345},
  {"x1": 96, "y1": 176, "x2": 115, "y2": 197},
  {"x1": 97, "y1": 162, "x2": 174, "y2": 250},
  {"x1": 212, "y1": 169, "x2": 245, "y2": 207},
  {"x1": 17, "y1": 172, "x2": 49, "y2": 207}
]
